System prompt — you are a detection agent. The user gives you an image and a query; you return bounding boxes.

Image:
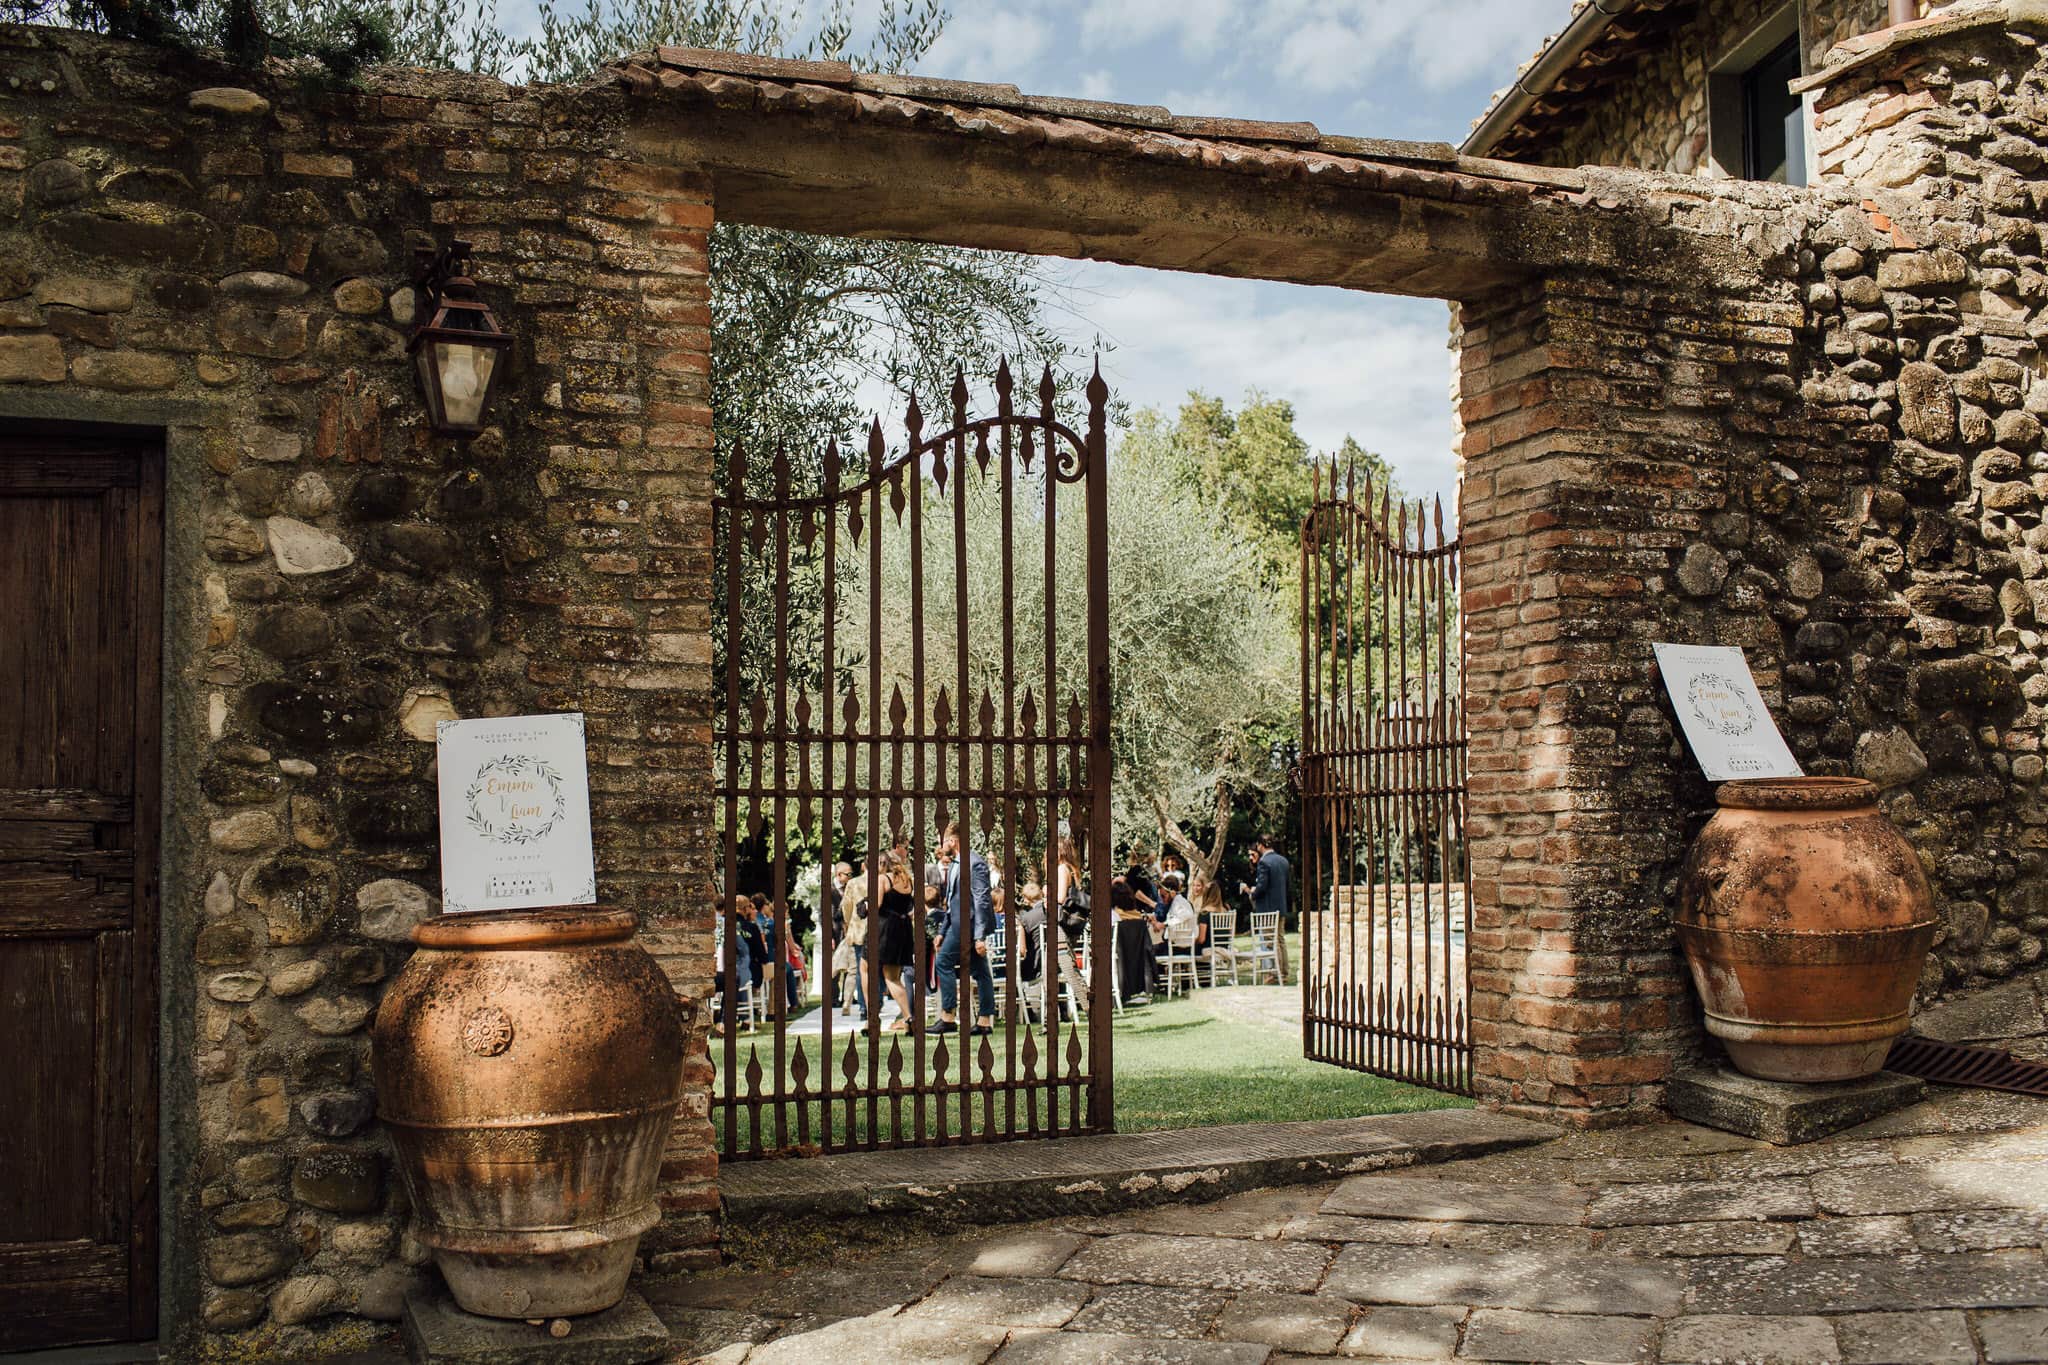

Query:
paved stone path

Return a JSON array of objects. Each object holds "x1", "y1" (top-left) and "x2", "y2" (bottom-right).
[{"x1": 650, "y1": 1083, "x2": 2048, "y2": 1363}]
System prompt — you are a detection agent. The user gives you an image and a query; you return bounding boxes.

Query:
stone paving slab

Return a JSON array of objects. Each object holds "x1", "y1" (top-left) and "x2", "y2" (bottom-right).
[
  {"x1": 1830, "y1": 1309, "x2": 1976, "y2": 1364},
  {"x1": 992, "y1": 1328, "x2": 1272, "y2": 1363},
  {"x1": 1813, "y1": 1159, "x2": 2048, "y2": 1216},
  {"x1": 1322, "y1": 1244, "x2": 1689, "y2": 1316},
  {"x1": 1212, "y1": 1292, "x2": 1355, "y2": 1354},
  {"x1": 1064, "y1": 1283, "x2": 1227, "y2": 1339},
  {"x1": 1685, "y1": 1251, "x2": 2048, "y2": 1314},
  {"x1": 1586, "y1": 1176, "x2": 1814, "y2": 1227},
  {"x1": 1978, "y1": 1307, "x2": 2048, "y2": 1363},
  {"x1": 1657, "y1": 1313, "x2": 1838, "y2": 1364},
  {"x1": 1912, "y1": 1208, "x2": 2048, "y2": 1253},
  {"x1": 1057, "y1": 1232, "x2": 1332, "y2": 1292},
  {"x1": 1463, "y1": 1308, "x2": 1656, "y2": 1364},
  {"x1": 1837, "y1": 1089, "x2": 2048, "y2": 1140},
  {"x1": 961, "y1": 1230, "x2": 1091, "y2": 1278},
  {"x1": 1793, "y1": 1215, "x2": 1912, "y2": 1257},
  {"x1": 1336, "y1": 1304, "x2": 1466, "y2": 1360},
  {"x1": 1322, "y1": 1175, "x2": 1591, "y2": 1225},
  {"x1": 741, "y1": 1313, "x2": 1008, "y2": 1365},
  {"x1": 1598, "y1": 1220, "x2": 1797, "y2": 1258},
  {"x1": 901, "y1": 1275, "x2": 1090, "y2": 1327},
  {"x1": 718, "y1": 1109, "x2": 1553, "y2": 1225}
]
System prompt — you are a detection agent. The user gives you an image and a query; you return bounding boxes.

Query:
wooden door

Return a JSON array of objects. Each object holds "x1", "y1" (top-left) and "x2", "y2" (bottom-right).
[{"x1": 0, "y1": 427, "x2": 162, "y2": 1350}]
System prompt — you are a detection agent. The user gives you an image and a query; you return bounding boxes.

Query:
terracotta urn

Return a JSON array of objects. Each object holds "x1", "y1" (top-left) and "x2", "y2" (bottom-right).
[
  {"x1": 371, "y1": 909, "x2": 691, "y2": 1318},
  {"x1": 1676, "y1": 777, "x2": 1937, "y2": 1083}
]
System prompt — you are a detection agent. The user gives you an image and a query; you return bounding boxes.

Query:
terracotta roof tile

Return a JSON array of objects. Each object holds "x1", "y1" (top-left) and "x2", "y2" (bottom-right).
[{"x1": 608, "y1": 48, "x2": 1586, "y2": 201}]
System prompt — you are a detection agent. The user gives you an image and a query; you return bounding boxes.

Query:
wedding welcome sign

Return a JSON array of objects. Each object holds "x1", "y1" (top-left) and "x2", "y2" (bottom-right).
[
  {"x1": 436, "y1": 713, "x2": 597, "y2": 913},
  {"x1": 1652, "y1": 643, "x2": 1803, "y2": 782}
]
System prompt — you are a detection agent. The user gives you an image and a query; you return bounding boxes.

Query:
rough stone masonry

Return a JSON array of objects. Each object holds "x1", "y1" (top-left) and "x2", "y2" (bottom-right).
[{"x1": 8, "y1": 3, "x2": 2048, "y2": 1357}]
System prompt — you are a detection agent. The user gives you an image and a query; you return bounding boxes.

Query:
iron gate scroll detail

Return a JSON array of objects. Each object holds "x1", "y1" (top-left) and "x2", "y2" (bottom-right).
[
  {"x1": 1298, "y1": 465, "x2": 1472, "y2": 1095},
  {"x1": 714, "y1": 362, "x2": 1115, "y2": 1160}
]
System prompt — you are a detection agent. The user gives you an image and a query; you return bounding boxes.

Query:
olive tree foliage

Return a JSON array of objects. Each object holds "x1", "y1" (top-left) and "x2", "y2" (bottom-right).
[
  {"x1": 1122, "y1": 388, "x2": 1425, "y2": 892},
  {"x1": 837, "y1": 406, "x2": 1295, "y2": 867}
]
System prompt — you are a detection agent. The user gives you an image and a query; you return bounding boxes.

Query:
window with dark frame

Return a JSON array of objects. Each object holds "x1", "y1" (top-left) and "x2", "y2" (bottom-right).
[{"x1": 1741, "y1": 34, "x2": 1807, "y2": 185}]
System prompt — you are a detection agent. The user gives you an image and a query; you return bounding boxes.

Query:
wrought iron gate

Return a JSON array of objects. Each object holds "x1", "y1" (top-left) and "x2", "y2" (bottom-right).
[
  {"x1": 1298, "y1": 465, "x2": 1472, "y2": 1095},
  {"x1": 713, "y1": 363, "x2": 1115, "y2": 1160}
]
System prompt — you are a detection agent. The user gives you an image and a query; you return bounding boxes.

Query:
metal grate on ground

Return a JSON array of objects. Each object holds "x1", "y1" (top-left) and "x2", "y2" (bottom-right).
[{"x1": 1887, "y1": 1034, "x2": 2048, "y2": 1098}]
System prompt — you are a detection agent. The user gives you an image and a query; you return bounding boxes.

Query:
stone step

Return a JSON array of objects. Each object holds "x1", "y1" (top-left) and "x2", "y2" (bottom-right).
[{"x1": 717, "y1": 1109, "x2": 1555, "y2": 1226}]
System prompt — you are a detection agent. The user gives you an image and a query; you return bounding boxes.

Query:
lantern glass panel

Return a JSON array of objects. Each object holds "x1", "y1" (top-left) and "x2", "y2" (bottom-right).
[{"x1": 432, "y1": 339, "x2": 499, "y2": 430}]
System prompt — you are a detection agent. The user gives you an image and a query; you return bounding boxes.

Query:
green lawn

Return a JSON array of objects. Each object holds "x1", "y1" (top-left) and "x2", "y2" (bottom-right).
[
  {"x1": 1110, "y1": 993, "x2": 1466, "y2": 1132},
  {"x1": 711, "y1": 933, "x2": 1466, "y2": 1152}
]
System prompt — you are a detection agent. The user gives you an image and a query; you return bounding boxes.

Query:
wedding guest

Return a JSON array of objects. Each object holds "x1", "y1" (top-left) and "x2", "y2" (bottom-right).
[
  {"x1": 933, "y1": 822, "x2": 996, "y2": 1037},
  {"x1": 873, "y1": 860, "x2": 921, "y2": 1033}
]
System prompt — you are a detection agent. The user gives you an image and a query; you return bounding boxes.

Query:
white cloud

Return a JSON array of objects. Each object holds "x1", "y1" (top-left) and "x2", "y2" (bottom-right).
[
  {"x1": 1073, "y1": 0, "x2": 1242, "y2": 56},
  {"x1": 921, "y1": 8, "x2": 1054, "y2": 83}
]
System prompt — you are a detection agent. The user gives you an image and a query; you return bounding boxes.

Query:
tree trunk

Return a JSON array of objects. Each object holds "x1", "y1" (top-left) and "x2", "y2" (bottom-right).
[{"x1": 1149, "y1": 785, "x2": 1231, "y2": 888}]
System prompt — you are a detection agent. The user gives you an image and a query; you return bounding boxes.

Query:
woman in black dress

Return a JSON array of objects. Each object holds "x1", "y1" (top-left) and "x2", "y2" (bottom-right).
[{"x1": 875, "y1": 861, "x2": 920, "y2": 1032}]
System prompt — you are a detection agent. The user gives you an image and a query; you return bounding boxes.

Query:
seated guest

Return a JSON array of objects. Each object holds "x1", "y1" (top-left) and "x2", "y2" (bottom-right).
[
  {"x1": 1015, "y1": 880, "x2": 1046, "y2": 984},
  {"x1": 1160, "y1": 850, "x2": 1187, "y2": 888},
  {"x1": 714, "y1": 894, "x2": 768, "y2": 1034},
  {"x1": 1161, "y1": 873, "x2": 1201, "y2": 946}
]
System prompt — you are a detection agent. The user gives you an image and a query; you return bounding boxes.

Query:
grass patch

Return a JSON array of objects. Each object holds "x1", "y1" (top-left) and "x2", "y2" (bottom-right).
[{"x1": 1110, "y1": 994, "x2": 1466, "y2": 1132}]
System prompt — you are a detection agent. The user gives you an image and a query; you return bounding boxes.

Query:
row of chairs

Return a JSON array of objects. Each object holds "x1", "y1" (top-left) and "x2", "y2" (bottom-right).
[
  {"x1": 713, "y1": 910, "x2": 1288, "y2": 1030},
  {"x1": 989, "y1": 910, "x2": 1286, "y2": 1017}
]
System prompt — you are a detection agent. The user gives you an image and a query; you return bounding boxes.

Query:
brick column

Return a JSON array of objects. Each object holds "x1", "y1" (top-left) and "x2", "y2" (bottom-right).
[
  {"x1": 505, "y1": 155, "x2": 720, "y2": 1263},
  {"x1": 1457, "y1": 269, "x2": 1810, "y2": 1125}
]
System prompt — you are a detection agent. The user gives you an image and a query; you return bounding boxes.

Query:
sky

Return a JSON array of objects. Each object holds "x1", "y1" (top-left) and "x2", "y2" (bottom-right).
[{"x1": 914, "y1": 0, "x2": 1582, "y2": 507}]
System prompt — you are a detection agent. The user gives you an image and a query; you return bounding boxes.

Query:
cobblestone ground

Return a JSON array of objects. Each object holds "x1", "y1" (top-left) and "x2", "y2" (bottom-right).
[{"x1": 650, "y1": 1084, "x2": 2048, "y2": 1364}]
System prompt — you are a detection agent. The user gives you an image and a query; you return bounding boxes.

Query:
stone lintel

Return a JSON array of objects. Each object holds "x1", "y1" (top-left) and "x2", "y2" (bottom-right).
[
  {"x1": 1666, "y1": 1067, "x2": 1926, "y2": 1145},
  {"x1": 625, "y1": 113, "x2": 1736, "y2": 300},
  {"x1": 403, "y1": 1288, "x2": 670, "y2": 1365}
]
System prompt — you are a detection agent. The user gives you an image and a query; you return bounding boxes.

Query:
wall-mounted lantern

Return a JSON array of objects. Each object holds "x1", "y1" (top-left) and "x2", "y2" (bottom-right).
[{"x1": 408, "y1": 240, "x2": 512, "y2": 437}]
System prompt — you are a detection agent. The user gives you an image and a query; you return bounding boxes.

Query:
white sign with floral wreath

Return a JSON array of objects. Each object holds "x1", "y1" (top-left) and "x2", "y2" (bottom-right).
[
  {"x1": 1653, "y1": 643, "x2": 1803, "y2": 783},
  {"x1": 435, "y1": 713, "x2": 597, "y2": 912}
]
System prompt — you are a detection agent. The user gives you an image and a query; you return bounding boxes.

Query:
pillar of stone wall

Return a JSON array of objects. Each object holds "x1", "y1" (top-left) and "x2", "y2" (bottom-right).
[
  {"x1": 494, "y1": 155, "x2": 720, "y2": 1267},
  {"x1": 1458, "y1": 250, "x2": 1818, "y2": 1125},
  {"x1": 1798, "y1": 10, "x2": 2048, "y2": 991}
]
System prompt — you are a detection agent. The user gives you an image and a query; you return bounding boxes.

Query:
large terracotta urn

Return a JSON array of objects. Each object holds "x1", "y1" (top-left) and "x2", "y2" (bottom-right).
[
  {"x1": 371, "y1": 909, "x2": 691, "y2": 1318},
  {"x1": 1677, "y1": 777, "x2": 1937, "y2": 1083}
]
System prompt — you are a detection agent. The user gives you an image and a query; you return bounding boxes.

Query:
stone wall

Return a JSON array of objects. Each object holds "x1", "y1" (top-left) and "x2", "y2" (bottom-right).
[
  {"x1": 1796, "y1": 13, "x2": 2048, "y2": 990},
  {"x1": 1519, "y1": 0, "x2": 1898, "y2": 175},
  {"x1": 0, "y1": 26, "x2": 717, "y2": 1360},
  {"x1": 1460, "y1": 5, "x2": 2048, "y2": 1116}
]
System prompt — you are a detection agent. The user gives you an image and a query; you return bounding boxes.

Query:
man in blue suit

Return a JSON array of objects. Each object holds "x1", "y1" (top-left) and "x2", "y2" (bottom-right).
[
  {"x1": 933, "y1": 820, "x2": 996, "y2": 1037},
  {"x1": 1241, "y1": 833, "x2": 1292, "y2": 927}
]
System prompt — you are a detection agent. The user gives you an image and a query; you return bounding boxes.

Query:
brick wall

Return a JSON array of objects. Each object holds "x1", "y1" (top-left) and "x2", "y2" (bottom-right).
[{"x1": 0, "y1": 26, "x2": 716, "y2": 1359}]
